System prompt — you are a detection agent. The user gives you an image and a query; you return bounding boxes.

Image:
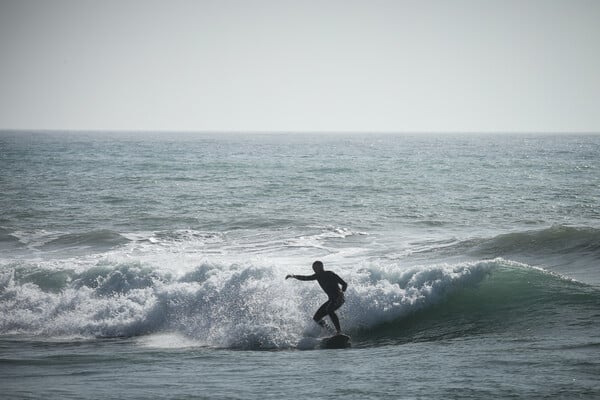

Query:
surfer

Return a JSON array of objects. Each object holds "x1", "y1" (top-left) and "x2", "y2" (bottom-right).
[{"x1": 286, "y1": 261, "x2": 348, "y2": 335}]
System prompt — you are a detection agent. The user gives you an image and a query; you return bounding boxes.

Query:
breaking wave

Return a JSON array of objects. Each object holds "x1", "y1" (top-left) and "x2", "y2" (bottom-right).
[{"x1": 1, "y1": 257, "x2": 597, "y2": 350}]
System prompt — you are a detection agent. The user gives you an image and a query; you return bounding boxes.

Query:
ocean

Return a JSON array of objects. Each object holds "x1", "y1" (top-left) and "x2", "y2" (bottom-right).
[{"x1": 1, "y1": 131, "x2": 599, "y2": 399}]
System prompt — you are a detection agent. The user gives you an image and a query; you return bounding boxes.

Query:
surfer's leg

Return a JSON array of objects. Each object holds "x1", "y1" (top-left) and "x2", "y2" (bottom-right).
[
  {"x1": 328, "y1": 311, "x2": 341, "y2": 334},
  {"x1": 326, "y1": 296, "x2": 344, "y2": 334},
  {"x1": 313, "y1": 301, "x2": 330, "y2": 324},
  {"x1": 313, "y1": 301, "x2": 336, "y2": 333}
]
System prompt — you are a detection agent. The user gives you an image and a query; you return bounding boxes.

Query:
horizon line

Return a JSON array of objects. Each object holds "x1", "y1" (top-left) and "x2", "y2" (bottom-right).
[{"x1": 1, "y1": 128, "x2": 600, "y2": 136}]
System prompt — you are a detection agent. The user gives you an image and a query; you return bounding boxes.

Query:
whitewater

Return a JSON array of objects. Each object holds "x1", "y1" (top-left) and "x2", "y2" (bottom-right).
[{"x1": 1, "y1": 132, "x2": 599, "y2": 399}]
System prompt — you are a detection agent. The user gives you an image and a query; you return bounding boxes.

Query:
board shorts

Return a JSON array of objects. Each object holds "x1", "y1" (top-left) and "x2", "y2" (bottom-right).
[
  {"x1": 326, "y1": 292, "x2": 345, "y2": 313},
  {"x1": 314, "y1": 292, "x2": 346, "y2": 323}
]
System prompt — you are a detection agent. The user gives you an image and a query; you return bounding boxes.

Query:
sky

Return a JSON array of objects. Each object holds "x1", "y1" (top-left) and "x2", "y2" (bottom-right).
[{"x1": 1, "y1": 0, "x2": 599, "y2": 133}]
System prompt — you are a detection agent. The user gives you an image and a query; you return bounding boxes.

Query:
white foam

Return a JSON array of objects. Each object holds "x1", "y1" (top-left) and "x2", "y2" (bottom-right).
[
  {"x1": 343, "y1": 261, "x2": 494, "y2": 329},
  {"x1": 296, "y1": 337, "x2": 320, "y2": 350},
  {"x1": 0, "y1": 255, "x2": 497, "y2": 348},
  {"x1": 138, "y1": 332, "x2": 200, "y2": 349}
]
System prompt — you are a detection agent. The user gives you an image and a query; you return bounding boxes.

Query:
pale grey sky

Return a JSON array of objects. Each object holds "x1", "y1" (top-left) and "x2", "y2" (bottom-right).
[{"x1": 1, "y1": 0, "x2": 599, "y2": 133}]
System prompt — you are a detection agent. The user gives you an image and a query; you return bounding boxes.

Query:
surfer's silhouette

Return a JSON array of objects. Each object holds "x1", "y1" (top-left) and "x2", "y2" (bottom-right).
[{"x1": 286, "y1": 261, "x2": 348, "y2": 335}]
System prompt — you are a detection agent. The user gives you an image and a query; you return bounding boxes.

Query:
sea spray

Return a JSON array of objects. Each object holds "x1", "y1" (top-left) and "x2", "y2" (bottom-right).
[{"x1": 3, "y1": 257, "x2": 568, "y2": 348}]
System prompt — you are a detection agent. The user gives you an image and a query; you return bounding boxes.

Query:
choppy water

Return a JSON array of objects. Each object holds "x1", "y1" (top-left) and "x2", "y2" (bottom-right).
[{"x1": 1, "y1": 132, "x2": 599, "y2": 399}]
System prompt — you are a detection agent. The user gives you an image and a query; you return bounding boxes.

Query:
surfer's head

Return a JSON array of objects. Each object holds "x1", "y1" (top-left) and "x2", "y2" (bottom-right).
[{"x1": 312, "y1": 260, "x2": 324, "y2": 273}]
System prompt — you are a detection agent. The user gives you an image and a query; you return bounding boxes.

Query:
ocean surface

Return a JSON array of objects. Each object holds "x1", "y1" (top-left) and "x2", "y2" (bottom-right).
[{"x1": 1, "y1": 131, "x2": 599, "y2": 399}]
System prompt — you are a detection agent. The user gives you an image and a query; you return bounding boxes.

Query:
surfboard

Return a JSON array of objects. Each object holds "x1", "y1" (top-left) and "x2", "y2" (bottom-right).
[{"x1": 320, "y1": 334, "x2": 351, "y2": 349}]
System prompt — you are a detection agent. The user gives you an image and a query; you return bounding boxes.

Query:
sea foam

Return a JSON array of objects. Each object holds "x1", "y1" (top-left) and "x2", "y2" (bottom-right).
[{"x1": 0, "y1": 256, "x2": 508, "y2": 348}]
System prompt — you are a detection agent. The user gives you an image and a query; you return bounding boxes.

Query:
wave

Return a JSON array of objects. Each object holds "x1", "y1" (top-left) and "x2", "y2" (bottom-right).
[
  {"x1": 409, "y1": 225, "x2": 600, "y2": 260},
  {"x1": 0, "y1": 227, "x2": 22, "y2": 252},
  {"x1": 148, "y1": 229, "x2": 224, "y2": 244},
  {"x1": 42, "y1": 230, "x2": 131, "y2": 251},
  {"x1": 3, "y1": 229, "x2": 131, "y2": 254},
  {"x1": 468, "y1": 225, "x2": 600, "y2": 259},
  {"x1": 406, "y1": 226, "x2": 600, "y2": 285},
  {"x1": 1, "y1": 225, "x2": 366, "y2": 258},
  {"x1": 1, "y1": 257, "x2": 597, "y2": 349},
  {"x1": 354, "y1": 261, "x2": 599, "y2": 346},
  {"x1": 465, "y1": 226, "x2": 600, "y2": 286}
]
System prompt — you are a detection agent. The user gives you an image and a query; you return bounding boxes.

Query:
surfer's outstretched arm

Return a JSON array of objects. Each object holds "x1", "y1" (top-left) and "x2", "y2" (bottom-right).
[{"x1": 285, "y1": 274, "x2": 317, "y2": 281}]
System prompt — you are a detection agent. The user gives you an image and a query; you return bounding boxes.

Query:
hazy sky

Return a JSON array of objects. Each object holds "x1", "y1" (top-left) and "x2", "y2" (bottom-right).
[{"x1": 1, "y1": 0, "x2": 599, "y2": 133}]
